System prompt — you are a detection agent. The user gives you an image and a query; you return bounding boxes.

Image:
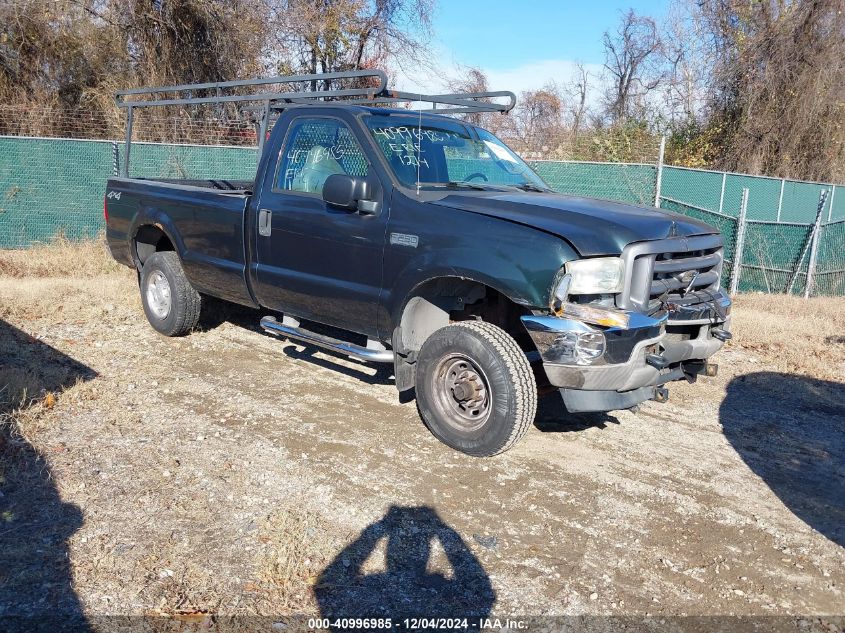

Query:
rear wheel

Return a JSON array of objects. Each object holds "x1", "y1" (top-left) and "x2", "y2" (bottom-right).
[
  {"x1": 139, "y1": 251, "x2": 201, "y2": 336},
  {"x1": 415, "y1": 321, "x2": 537, "y2": 456}
]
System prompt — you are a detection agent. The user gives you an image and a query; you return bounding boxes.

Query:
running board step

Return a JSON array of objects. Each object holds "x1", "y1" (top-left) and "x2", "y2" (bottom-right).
[{"x1": 260, "y1": 316, "x2": 394, "y2": 363}]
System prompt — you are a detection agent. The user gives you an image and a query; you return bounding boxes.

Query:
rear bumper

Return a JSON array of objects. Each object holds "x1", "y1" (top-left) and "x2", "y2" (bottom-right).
[{"x1": 522, "y1": 291, "x2": 731, "y2": 412}]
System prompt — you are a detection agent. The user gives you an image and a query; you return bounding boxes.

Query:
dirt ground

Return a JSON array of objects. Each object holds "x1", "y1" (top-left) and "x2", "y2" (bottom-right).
[{"x1": 1, "y1": 241, "x2": 843, "y2": 628}]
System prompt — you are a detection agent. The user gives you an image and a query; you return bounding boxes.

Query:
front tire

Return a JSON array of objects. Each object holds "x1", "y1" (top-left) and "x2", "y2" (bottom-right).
[
  {"x1": 139, "y1": 251, "x2": 201, "y2": 336},
  {"x1": 415, "y1": 321, "x2": 537, "y2": 456}
]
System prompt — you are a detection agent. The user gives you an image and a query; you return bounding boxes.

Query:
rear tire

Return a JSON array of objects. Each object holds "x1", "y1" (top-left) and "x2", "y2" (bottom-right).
[
  {"x1": 415, "y1": 321, "x2": 537, "y2": 456},
  {"x1": 139, "y1": 251, "x2": 201, "y2": 337}
]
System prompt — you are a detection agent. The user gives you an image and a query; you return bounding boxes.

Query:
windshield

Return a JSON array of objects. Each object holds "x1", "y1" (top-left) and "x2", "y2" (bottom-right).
[{"x1": 363, "y1": 114, "x2": 548, "y2": 191}]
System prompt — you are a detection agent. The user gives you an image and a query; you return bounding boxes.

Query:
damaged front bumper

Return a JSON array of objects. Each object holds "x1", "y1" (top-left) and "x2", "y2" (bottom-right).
[{"x1": 521, "y1": 291, "x2": 731, "y2": 413}]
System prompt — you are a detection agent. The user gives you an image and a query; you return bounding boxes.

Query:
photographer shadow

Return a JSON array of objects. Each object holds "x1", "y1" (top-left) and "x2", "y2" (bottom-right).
[
  {"x1": 0, "y1": 319, "x2": 95, "y2": 631},
  {"x1": 720, "y1": 371, "x2": 845, "y2": 547},
  {"x1": 314, "y1": 505, "x2": 495, "y2": 621}
]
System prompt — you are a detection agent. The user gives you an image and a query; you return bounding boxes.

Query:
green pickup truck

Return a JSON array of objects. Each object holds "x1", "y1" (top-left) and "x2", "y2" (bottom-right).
[{"x1": 105, "y1": 71, "x2": 731, "y2": 456}]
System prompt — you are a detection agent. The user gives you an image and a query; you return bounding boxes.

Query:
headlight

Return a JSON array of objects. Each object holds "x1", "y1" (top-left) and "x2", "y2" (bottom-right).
[{"x1": 564, "y1": 257, "x2": 625, "y2": 295}]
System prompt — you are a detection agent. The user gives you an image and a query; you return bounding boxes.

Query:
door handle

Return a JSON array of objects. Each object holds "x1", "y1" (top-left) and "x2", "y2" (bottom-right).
[{"x1": 258, "y1": 208, "x2": 272, "y2": 236}]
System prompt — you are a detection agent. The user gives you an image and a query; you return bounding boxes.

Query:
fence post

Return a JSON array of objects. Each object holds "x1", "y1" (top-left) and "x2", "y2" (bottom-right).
[
  {"x1": 653, "y1": 134, "x2": 666, "y2": 208},
  {"x1": 787, "y1": 189, "x2": 827, "y2": 296},
  {"x1": 718, "y1": 172, "x2": 726, "y2": 214},
  {"x1": 111, "y1": 141, "x2": 120, "y2": 177},
  {"x1": 829, "y1": 185, "x2": 836, "y2": 222},
  {"x1": 777, "y1": 178, "x2": 785, "y2": 222},
  {"x1": 804, "y1": 189, "x2": 828, "y2": 298},
  {"x1": 729, "y1": 188, "x2": 749, "y2": 295}
]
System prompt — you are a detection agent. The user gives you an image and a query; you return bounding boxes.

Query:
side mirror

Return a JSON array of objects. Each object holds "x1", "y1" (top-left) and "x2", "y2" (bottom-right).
[{"x1": 322, "y1": 174, "x2": 380, "y2": 215}]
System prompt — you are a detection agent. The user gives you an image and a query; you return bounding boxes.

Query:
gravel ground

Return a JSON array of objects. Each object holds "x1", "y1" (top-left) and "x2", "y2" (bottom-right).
[{"x1": 0, "y1": 254, "x2": 843, "y2": 629}]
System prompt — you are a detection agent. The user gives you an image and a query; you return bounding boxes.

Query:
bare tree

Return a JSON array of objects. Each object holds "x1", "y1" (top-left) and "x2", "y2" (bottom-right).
[
  {"x1": 566, "y1": 62, "x2": 591, "y2": 141},
  {"x1": 444, "y1": 65, "x2": 520, "y2": 138},
  {"x1": 0, "y1": 1, "x2": 268, "y2": 104},
  {"x1": 697, "y1": 0, "x2": 845, "y2": 180},
  {"x1": 446, "y1": 65, "x2": 491, "y2": 127},
  {"x1": 263, "y1": 0, "x2": 434, "y2": 90},
  {"x1": 121, "y1": 0, "x2": 268, "y2": 86},
  {"x1": 601, "y1": 9, "x2": 663, "y2": 124},
  {"x1": 659, "y1": 2, "x2": 710, "y2": 125},
  {"x1": 0, "y1": 0, "x2": 436, "y2": 141},
  {"x1": 514, "y1": 85, "x2": 564, "y2": 157}
]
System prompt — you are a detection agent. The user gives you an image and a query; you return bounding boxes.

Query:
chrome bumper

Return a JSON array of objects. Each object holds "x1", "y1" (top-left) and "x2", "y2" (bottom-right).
[{"x1": 521, "y1": 292, "x2": 731, "y2": 408}]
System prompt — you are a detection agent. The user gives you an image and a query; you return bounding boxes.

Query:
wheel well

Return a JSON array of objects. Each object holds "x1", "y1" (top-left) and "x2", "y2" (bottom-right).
[
  {"x1": 134, "y1": 225, "x2": 174, "y2": 266},
  {"x1": 397, "y1": 278, "x2": 536, "y2": 354}
]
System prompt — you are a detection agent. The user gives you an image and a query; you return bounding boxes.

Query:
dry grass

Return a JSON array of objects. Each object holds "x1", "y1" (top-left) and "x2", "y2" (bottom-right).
[
  {"x1": 0, "y1": 240, "x2": 339, "y2": 619},
  {"x1": 0, "y1": 237, "x2": 129, "y2": 435},
  {"x1": 0, "y1": 235, "x2": 123, "y2": 279},
  {"x1": 0, "y1": 237, "x2": 136, "y2": 322},
  {"x1": 0, "y1": 275, "x2": 135, "y2": 321},
  {"x1": 255, "y1": 509, "x2": 333, "y2": 614},
  {"x1": 729, "y1": 293, "x2": 845, "y2": 382}
]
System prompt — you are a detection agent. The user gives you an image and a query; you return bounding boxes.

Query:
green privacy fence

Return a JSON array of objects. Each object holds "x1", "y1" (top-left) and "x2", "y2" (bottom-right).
[
  {"x1": 0, "y1": 136, "x2": 259, "y2": 246},
  {"x1": 533, "y1": 160, "x2": 844, "y2": 222},
  {"x1": 658, "y1": 198, "x2": 844, "y2": 296},
  {"x1": 815, "y1": 220, "x2": 845, "y2": 296},
  {"x1": 0, "y1": 137, "x2": 115, "y2": 246},
  {"x1": 127, "y1": 141, "x2": 258, "y2": 180},
  {"x1": 1, "y1": 135, "x2": 843, "y2": 296},
  {"x1": 657, "y1": 166, "x2": 844, "y2": 296},
  {"x1": 528, "y1": 161, "x2": 657, "y2": 206},
  {"x1": 659, "y1": 165, "x2": 843, "y2": 222},
  {"x1": 514, "y1": 158, "x2": 844, "y2": 297}
]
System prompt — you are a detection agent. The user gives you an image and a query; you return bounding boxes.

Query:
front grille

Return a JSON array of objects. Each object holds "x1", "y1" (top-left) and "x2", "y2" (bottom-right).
[{"x1": 618, "y1": 234, "x2": 724, "y2": 312}]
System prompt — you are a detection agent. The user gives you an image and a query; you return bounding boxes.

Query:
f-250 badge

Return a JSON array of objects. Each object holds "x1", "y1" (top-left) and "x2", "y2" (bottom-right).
[{"x1": 389, "y1": 233, "x2": 419, "y2": 248}]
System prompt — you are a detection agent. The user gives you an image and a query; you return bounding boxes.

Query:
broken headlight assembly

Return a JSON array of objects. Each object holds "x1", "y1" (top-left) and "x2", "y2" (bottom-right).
[
  {"x1": 550, "y1": 258, "x2": 631, "y2": 329},
  {"x1": 564, "y1": 257, "x2": 625, "y2": 295}
]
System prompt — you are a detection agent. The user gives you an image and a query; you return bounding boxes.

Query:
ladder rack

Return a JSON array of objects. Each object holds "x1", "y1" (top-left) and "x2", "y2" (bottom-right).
[{"x1": 114, "y1": 69, "x2": 516, "y2": 176}]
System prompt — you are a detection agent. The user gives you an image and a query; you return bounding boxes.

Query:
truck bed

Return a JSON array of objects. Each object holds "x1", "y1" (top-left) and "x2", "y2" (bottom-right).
[{"x1": 105, "y1": 176, "x2": 254, "y2": 306}]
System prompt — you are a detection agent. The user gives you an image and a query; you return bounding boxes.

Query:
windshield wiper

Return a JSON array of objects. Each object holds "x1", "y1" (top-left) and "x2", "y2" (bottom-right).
[
  {"x1": 511, "y1": 182, "x2": 551, "y2": 193},
  {"x1": 444, "y1": 181, "x2": 488, "y2": 190},
  {"x1": 446, "y1": 180, "x2": 486, "y2": 191},
  {"x1": 416, "y1": 181, "x2": 489, "y2": 191}
]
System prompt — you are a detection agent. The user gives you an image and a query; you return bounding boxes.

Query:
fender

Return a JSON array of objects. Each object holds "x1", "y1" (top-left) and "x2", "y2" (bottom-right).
[
  {"x1": 378, "y1": 188, "x2": 580, "y2": 338},
  {"x1": 383, "y1": 232, "x2": 577, "y2": 337},
  {"x1": 128, "y1": 203, "x2": 258, "y2": 307},
  {"x1": 128, "y1": 208, "x2": 186, "y2": 269}
]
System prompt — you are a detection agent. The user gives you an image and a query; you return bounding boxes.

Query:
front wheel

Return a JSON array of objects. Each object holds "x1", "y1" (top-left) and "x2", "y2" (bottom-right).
[
  {"x1": 139, "y1": 251, "x2": 202, "y2": 336},
  {"x1": 415, "y1": 321, "x2": 537, "y2": 456}
]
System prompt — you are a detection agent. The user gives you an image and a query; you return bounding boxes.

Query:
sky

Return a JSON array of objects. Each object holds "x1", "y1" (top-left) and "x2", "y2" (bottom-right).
[{"x1": 394, "y1": 0, "x2": 671, "y2": 97}]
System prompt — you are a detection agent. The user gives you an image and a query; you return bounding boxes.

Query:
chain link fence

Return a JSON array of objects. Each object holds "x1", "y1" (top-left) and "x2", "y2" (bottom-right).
[
  {"x1": 660, "y1": 165, "x2": 843, "y2": 222},
  {"x1": 0, "y1": 108, "x2": 843, "y2": 296},
  {"x1": 657, "y1": 195, "x2": 843, "y2": 297},
  {"x1": 0, "y1": 136, "x2": 260, "y2": 246},
  {"x1": 528, "y1": 161, "x2": 657, "y2": 206}
]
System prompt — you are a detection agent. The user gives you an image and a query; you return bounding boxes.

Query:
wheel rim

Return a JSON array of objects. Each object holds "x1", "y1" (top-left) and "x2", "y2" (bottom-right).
[
  {"x1": 431, "y1": 353, "x2": 492, "y2": 431},
  {"x1": 145, "y1": 270, "x2": 172, "y2": 319}
]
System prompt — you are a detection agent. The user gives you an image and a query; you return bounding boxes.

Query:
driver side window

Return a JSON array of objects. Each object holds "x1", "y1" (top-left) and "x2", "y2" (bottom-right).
[{"x1": 276, "y1": 118, "x2": 369, "y2": 194}]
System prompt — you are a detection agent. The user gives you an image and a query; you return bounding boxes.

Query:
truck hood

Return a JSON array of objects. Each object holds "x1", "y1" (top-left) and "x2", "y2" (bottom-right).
[{"x1": 432, "y1": 191, "x2": 718, "y2": 256}]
